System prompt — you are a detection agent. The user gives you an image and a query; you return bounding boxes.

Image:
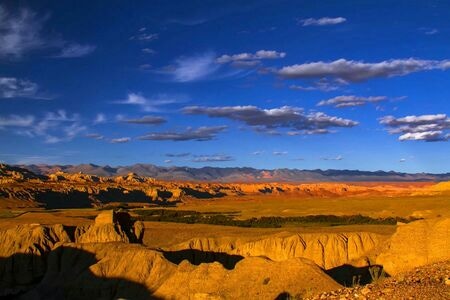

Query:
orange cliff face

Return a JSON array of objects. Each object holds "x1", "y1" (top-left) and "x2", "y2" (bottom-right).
[{"x1": 0, "y1": 163, "x2": 448, "y2": 209}]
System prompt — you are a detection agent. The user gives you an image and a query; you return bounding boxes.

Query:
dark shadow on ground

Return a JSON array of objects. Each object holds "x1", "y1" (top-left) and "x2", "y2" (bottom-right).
[
  {"x1": 35, "y1": 189, "x2": 181, "y2": 209},
  {"x1": 326, "y1": 264, "x2": 390, "y2": 287},
  {"x1": 0, "y1": 247, "x2": 161, "y2": 300},
  {"x1": 36, "y1": 190, "x2": 92, "y2": 209},
  {"x1": 161, "y1": 249, "x2": 244, "y2": 270},
  {"x1": 181, "y1": 187, "x2": 226, "y2": 199}
]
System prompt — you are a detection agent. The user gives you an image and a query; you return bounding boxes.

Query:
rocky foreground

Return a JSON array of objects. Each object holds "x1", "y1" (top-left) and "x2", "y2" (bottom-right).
[
  {"x1": 0, "y1": 209, "x2": 449, "y2": 299},
  {"x1": 308, "y1": 261, "x2": 450, "y2": 300}
]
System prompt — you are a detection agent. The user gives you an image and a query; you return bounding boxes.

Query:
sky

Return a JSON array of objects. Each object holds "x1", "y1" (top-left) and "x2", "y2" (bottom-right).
[{"x1": 0, "y1": 0, "x2": 449, "y2": 173}]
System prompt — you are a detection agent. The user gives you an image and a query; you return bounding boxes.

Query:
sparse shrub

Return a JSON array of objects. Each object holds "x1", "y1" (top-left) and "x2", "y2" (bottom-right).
[
  {"x1": 133, "y1": 209, "x2": 421, "y2": 228},
  {"x1": 352, "y1": 275, "x2": 361, "y2": 287},
  {"x1": 369, "y1": 265, "x2": 387, "y2": 283}
]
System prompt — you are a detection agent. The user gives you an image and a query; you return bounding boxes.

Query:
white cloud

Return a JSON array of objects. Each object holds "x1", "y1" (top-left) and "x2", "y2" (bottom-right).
[
  {"x1": 217, "y1": 50, "x2": 286, "y2": 64},
  {"x1": 139, "y1": 126, "x2": 227, "y2": 141},
  {"x1": 317, "y1": 95, "x2": 387, "y2": 108},
  {"x1": 183, "y1": 105, "x2": 358, "y2": 135},
  {"x1": 114, "y1": 93, "x2": 186, "y2": 112},
  {"x1": 191, "y1": 154, "x2": 234, "y2": 162},
  {"x1": 299, "y1": 17, "x2": 346, "y2": 26},
  {"x1": 110, "y1": 137, "x2": 131, "y2": 144},
  {"x1": 380, "y1": 114, "x2": 450, "y2": 142},
  {"x1": 278, "y1": 58, "x2": 450, "y2": 82}
]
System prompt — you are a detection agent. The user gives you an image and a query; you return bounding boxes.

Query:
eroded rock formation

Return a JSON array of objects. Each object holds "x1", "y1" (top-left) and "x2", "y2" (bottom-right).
[
  {"x1": 168, "y1": 232, "x2": 384, "y2": 270},
  {"x1": 377, "y1": 217, "x2": 450, "y2": 275},
  {"x1": 2, "y1": 163, "x2": 447, "y2": 209},
  {"x1": 0, "y1": 209, "x2": 449, "y2": 299}
]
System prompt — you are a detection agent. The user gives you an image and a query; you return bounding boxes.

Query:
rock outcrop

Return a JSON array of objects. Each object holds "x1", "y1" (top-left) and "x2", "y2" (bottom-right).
[
  {"x1": 0, "y1": 224, "x2": 71, "y2": 294},
  {"x1": 0, "y1": 210, "x2": 144, "y2": 296},
  {"x1": 168, "y1": 232, "x2": 385, "y2": 270},
  {"x1": 20, "y1": 242, "x2": 340, "y2": 300},
  {"x1": 156, "y1": 256, "x2": 341, "y2": 299},
  {"x1": 377, "y1": 217, "x2": 450, "y2": 275},
  {"x1": 76, "y1": 210, "x2": 143, "y2": 243}
]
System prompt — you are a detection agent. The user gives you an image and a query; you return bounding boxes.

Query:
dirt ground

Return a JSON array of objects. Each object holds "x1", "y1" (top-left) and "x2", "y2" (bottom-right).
[{"x1": 177, "y1": 194, "x2": 450, "y2": 219}]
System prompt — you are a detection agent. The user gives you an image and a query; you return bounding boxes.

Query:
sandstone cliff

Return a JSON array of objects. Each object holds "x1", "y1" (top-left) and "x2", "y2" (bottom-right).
[
  {"x1": 377, "y1": 217, "x2": 450, "y2": 275},
  {"x1": 166, "y1": 232, "x2": 385, "y2": 270}
]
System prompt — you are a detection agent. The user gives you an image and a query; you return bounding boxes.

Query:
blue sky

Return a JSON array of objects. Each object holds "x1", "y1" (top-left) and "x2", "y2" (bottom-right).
[{"x1": 0, "y1": 0, "x2": 449, "y2": 172}]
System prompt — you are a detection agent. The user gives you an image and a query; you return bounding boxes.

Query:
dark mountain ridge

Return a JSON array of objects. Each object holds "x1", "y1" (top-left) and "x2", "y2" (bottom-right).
[{"x1": 17, "y1": 163, "x2": 450, "y2": 182}]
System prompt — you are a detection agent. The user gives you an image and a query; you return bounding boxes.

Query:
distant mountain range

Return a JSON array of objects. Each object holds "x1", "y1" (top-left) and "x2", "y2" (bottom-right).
[{"x1": 17, "y1": 163, "x2": 450, "y2": 182}]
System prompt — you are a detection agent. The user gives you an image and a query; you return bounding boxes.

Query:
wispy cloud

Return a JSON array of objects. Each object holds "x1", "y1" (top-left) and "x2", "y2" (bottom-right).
[
  {"x1": 183, "y1": 105, "x2": 358, "y2": 135},
  {"x1": 0, "y1": 5, "x2": 95, "y2": 60},
  {"x1": 278, "y1": 58, "x2": 450, "y2": 82},
  {"x1": 138, "y1": 126, "x2": 227, "y2": 141},
  {"x1": 380, "y1": 114, "x2": 450, "y2": 142},
  {"x1": 0, "y1": 110, "x2": 87, "y2": 143},
  {"x1": 86, "y1": 133, "x2": 104, "y2": 140},
  {"x1": 54, "y1": 43, "x2": 96, "y2": 58},
  {"x1": 251, "y1": 151, "x2": 264, "y2": 155},
  {"x1": 163, "y1": 52, "x2": 220, "y2": 82},
  {"x1": 0, "y1": 115, "x2": 34, "y2": 127},
  {"x1": 0, "y1": 5, "x2": 46, "y2": 59},
  {"x1": 191, "y1": 154, "x2": 234, "y2": 162},
  {"x1": 317, "y1": 95, "x2": 387, "y2": 108},
  {"x1": 93, "y1": 113, "x2": 106, "y2": 124},
  {"x1": 0, "y1": 77, "x2": 53, "y2": 99},
  {"x1": 130, "y1": 27, "x2": 158, "y2": 42},
  {"x1": 110, "y1": 137, "x2": 131, "y2": 144},
  {"x1": 166, "y1": 18, "x2": 210, "y2": 26},
  {"x1": 321, "y1": 155, "x2": 343, "y2": 161},
  {"x1": 299, "y1": 17, "x2": 346, "y2": 26},
  {"x1": 114, "y1": 93, "x2": 187, "y2": 112},
  {"x1": 289, "y1": 78, "x2": 345, "y2": 92},
  {"x1": 273, "y1": 151, "x2": 288, "y2": 156},
  {"x1": 420, "y1": 27, "x2": 439, "y2": 35},
  {"x1": 121, "y1": 115, "x2": 166, "y2": 125},
  {"x1": 142, "y1": 48, "x2": 156, "y2": 54},
  {"x1": 166, "y1": 153, "x2": 191, "y2": 157},
  {"x1": 216, "y1": 50, "x2": 286, "y2": 67}
]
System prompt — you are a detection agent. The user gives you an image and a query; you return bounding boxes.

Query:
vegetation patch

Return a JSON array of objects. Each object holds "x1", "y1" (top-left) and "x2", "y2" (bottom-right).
[{"x1": 133, "y1": 209, "x2": 422, "y2": 228}]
